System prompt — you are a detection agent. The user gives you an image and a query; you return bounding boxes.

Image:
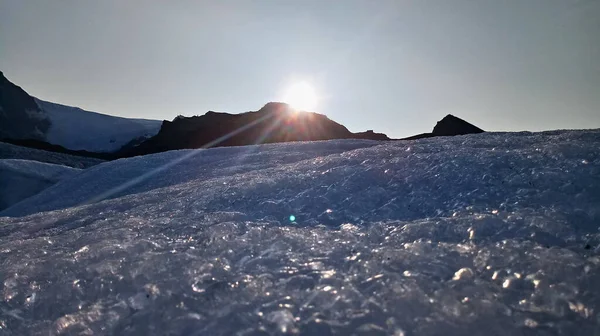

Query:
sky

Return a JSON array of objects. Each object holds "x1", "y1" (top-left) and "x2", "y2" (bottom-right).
[{"x1": 0, "y1": 0, "x2": 599, "y2": 138}]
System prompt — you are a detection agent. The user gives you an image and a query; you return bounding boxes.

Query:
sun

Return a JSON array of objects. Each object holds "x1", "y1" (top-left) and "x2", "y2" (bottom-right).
[{"x1": 282, "y1": 81, "x2": 318, "y2": 111}]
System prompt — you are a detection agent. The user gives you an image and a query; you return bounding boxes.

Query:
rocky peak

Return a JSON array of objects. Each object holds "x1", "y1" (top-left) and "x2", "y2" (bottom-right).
[
  {"x1": 0, "y1": 71, "x2": 51, "y2": 140},
  {"x1": 432, "y1": 114, "x2": 484, "y2": 136}
]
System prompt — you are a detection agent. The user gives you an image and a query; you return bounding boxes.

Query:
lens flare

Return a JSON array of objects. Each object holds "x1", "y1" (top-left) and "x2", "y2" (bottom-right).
[{"x1": 282, "y1": 81, "x2": 317, "y2": 111}]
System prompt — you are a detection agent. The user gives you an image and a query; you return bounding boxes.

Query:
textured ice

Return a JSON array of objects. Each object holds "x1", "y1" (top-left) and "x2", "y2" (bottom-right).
[
  {"x1": 1, "y1": 140, "x2": 381, "y2": 217},
  {"x1": 1, "y1": 130, "x2": 600, "y2": 335},
  {"x1": 0, "y1": 159, "x2": 81, "y2": 212},
  {"x1": 0, "y1": 141, "x2": 103, "y2": 169}
]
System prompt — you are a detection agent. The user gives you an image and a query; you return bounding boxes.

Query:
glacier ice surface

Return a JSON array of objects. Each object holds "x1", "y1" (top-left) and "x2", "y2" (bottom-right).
[
  {"x1": 1, "y1": 130, "x2": 600, "y2": 335},
  {"x1": 0, "y1": 159, "x2": 81, "y2": 212},
  {"x1": 0, "y1": 141, "x2": 103, "y2": 169}
]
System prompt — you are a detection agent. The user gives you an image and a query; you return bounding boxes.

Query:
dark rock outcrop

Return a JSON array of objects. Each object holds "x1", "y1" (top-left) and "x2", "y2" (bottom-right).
[
  {"x1": 432, "y1": 114, "x2": 484, "y2": 136},
  {"x1": 400, "y1": 133, "x2": 436, "y2": 141},
  {"x1": 120, "y1": 102, "x2": 390, "y2": 157},
  {"x1": 1, "y1": 68, "x2": 484, "y2": 159},
  {"x1": 0, "y1": 71, "x2": 51, "y2": 140},
  {"x1": 401, "y1": 114, "x2": 484, "y2": 140},
  {"x1": 353, "y1": 130, "x2": 389, "y2": 141}
]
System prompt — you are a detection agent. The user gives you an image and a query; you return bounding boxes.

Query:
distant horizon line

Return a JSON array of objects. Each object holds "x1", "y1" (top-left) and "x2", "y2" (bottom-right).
[{"x1": 3, "y1": 70, "x2": 598, "y2": 136}]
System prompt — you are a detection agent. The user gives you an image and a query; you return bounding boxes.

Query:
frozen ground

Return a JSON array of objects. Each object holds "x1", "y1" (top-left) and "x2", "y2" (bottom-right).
[
  {"x1": 0, "y1": 159, "x2": 81, "y2": 212},
  {"x1": 0, "y1": 130, "x2": 599, "y2": 335},
  {"x1": 0, "y1": 141, "x2": 104, "y2": 169}
]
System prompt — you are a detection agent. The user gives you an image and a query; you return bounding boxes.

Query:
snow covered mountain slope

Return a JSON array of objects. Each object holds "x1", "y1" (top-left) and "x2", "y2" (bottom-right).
[
  {"x1": 0, "y1": 71, "x2": 161, "y2": 153},
  {"x1": 1, "y1": 130, "x2": 599, "y2": 335},
  {"x1": 35, "y1": 99, "x2": 161, "y2": 153},
  {"x1": 0, "y1": 141, "x2": 104, "y2": 168},
  {"x1": 0, "y1": 159, "x2": 80, "y2": 211}
]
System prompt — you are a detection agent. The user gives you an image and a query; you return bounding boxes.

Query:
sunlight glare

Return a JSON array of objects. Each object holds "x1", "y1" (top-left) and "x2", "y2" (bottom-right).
[{"x1": 282, "y1": 81, "x2": 317, "y2": 111}]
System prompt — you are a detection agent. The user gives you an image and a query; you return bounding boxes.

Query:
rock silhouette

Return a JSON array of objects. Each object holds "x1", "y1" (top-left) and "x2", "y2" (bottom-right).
[
  {"x1": 120, "y1": 102, "x2": 390, "y2": 157},
  {"x1": 433, "y1": 114, "x2": 484, "y2": 136},
  {"x1": 402, "y1": 114, "x2": 484, "y2": 140},
  {"x1": 2, "y1": 70, "x2": 485, "y2": 160},
  {"x1": 0, "y1": 71, "x2": 51, "y2": 140}
]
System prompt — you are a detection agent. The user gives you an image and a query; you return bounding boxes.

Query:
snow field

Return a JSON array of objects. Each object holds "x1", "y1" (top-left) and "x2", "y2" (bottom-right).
[{"x1": 1, "y1": 130, "x2": 599, "y2": 335}]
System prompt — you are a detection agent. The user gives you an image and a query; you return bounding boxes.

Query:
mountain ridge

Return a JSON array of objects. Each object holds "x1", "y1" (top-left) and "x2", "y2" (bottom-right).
[
  {"x1": 0, "y1": 71, "x2": 162, "y2": 152},
  {"x1": 0, "y1": 71, "x2": 51, "y2": 141},
  {"x1": 119, "y1": 102, "x2": 392, "y2": 157},
  {"x1": 401, "y1": 114, "x2": 485, "y2": 140},
  {"x1": 1, "y1": 70, "x2": 485, "y2": 160}
]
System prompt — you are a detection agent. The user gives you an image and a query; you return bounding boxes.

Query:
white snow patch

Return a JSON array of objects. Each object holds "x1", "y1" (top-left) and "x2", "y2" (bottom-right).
[
  {"x1": 35, "y1": 99, "x2": 161, "y2": 152},
  {"x1": 0, "y1": 130, "x2": 599, "y2": 335}
]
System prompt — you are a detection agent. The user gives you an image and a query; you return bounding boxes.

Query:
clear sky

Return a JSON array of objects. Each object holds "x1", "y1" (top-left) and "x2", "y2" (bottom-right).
[{"x1": 1, "y1": 0, "x2": 598, "y2": 138}]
